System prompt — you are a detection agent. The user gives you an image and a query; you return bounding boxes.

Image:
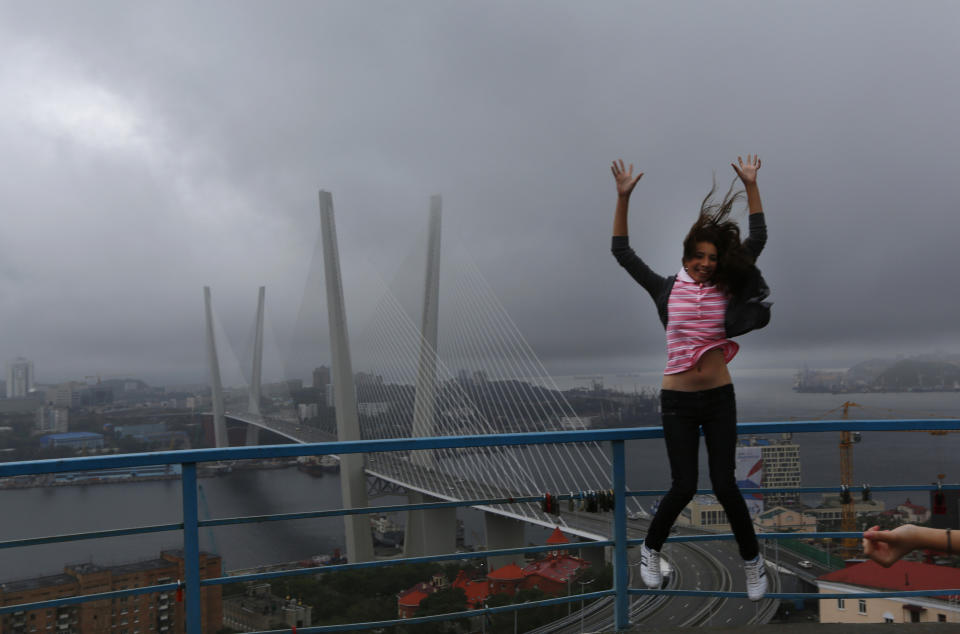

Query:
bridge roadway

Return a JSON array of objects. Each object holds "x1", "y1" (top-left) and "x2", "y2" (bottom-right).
[
  {"x1": 227, "y1": 413, "x2": 780, "y2": 629},
  {"x1": 227, "y1": 412, "x2": 611, "y2": 539}
]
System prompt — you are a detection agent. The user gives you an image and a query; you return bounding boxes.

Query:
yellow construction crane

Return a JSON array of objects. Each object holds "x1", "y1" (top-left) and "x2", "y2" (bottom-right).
[{"x1": 826, "y1": 400, "x2": 954, "y2": 558}]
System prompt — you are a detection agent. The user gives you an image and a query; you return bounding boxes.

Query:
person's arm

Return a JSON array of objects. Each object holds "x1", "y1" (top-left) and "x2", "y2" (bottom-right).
[
  {"x1": 862, "y1": 524, "x2": 954, "y2": 567},
  {"x1": 732, "y1": 154, "x2": 763, "y2": 215},
  {"x1": 609, "y1": 160, "x2": 667, "y2": 294},
  {"x1": 611, "y1": 159, "x2": 642, "y2": 237},
  {"x1": 732, "y1": 155, "x2": 766, "y2": 259}
]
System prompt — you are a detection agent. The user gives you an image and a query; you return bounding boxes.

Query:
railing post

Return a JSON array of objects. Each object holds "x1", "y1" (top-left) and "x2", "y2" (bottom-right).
[
  {"x1": 181, "y1": 462, "x2": 202, "y2": 633},
  {"x1": 612, "y1": 439, "x2": 629, "y2": 631}
]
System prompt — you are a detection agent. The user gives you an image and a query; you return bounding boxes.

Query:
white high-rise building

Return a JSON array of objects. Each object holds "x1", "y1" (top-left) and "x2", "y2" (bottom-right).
[
  {"x1": 35, "y1": 406, "x2": 69, "y2": 434},
  {"x1": 739, "y1": 434, "x2": 802, "y2": 507},
  {"x1": 6, "y1": 357, "x2": 34, "y2": 398}
]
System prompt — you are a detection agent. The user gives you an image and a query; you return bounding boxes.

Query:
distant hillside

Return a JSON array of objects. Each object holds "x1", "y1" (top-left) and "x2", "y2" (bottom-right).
[
  {"x1": 845, "y1": 358, "x2": 895, "y2": 384},
  {"x1": 872, "y1": 359, "x2": 960, "y2": 390}
]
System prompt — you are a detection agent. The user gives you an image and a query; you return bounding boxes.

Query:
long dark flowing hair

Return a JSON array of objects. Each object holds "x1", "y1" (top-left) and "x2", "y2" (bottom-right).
[{"x1": 682, "y1": 177, "x2": 755, "y2": 297}]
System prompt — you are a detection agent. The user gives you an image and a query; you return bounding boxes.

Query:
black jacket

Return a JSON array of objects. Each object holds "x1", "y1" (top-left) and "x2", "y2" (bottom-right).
[{"x1": 611, "y1": 213, "x2": 771, "y2": 338}]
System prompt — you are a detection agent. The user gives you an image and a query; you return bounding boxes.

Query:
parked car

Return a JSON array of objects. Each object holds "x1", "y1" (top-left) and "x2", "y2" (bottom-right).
[{"x1": 797, "y1": 560, "x2": 814, "y2": 569}]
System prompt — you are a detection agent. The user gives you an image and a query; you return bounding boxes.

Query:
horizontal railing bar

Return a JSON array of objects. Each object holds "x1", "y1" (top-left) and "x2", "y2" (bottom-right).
[
  {"x1": 0, "y1": 582, "x2": 180, "y2": 615},
  {"x1": 205, "y1": 540, "x2": 613, "y2": 587},
  {"x1": 626, "y1": 530, "x2": 867, "y2": 546},
  {"x1": 199, "y1": 495, "x2": 544, "y2": 528},
  {"x1": 2, "y1": 419, "x2": 957, "y2": 477},
  {"x1": 629, "y1": 588, "x2": 960, "y2": 600},
  {"x1": 249, "y1": 589, "x2": 617, "y2": 633},
  {"x1": 627, "y1": 483, "x2": 960, "y2": 497},
  {"x1": 0, "y1": 523, "x2": 183, "y2": 550}
]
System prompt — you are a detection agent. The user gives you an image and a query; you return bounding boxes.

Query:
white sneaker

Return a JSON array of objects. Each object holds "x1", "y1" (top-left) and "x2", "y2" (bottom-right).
[
  {"x1": 744, "y1": 554, "x2": 768, "y2": 601},
  {"x1": 640, "y1": 543, "x2": 662, "y2": 588}
]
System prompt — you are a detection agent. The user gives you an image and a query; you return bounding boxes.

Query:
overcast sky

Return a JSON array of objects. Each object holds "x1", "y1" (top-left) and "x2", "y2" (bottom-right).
[{"x1": 0, "y1": 1, "x2": 957, "y2": 387}]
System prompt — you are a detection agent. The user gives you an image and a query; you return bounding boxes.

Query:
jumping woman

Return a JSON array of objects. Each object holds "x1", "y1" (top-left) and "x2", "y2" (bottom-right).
[{"x1": 610, "y1": 155, "x2": 771, "y2": 601}]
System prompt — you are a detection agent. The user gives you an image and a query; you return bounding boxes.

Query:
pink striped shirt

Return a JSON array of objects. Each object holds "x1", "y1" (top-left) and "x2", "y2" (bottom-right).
[{"x1": 664, "y1": 268, "x2": 739, "y2": 375}]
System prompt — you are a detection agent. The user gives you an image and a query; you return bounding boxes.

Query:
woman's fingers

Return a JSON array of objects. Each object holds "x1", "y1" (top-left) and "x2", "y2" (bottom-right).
[
  {"x1": 865, "y1": 531, "x2": 896, "y2": 543},
  {"x1": 612, "y1": 159, "x2": 637, "y2": 178}
]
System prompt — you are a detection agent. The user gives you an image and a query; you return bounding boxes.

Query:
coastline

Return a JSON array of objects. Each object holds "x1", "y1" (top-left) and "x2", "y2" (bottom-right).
[{"x1": 0, "y1": 457, "x2": 297, "y2": 490}]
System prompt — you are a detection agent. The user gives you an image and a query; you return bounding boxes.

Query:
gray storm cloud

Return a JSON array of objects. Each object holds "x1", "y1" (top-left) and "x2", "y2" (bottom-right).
[{"x1": 0, "y1": 1, "x2": 957, "y2": 385}]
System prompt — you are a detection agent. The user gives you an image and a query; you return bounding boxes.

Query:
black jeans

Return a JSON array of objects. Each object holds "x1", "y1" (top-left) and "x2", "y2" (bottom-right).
[{"x1": 644, "y1": 384, "x2": 759, "y2": 560}]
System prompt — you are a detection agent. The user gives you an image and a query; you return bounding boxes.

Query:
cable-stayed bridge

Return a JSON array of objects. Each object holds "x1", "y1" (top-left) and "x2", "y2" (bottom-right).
[{"x1": 202, "y1": 192, "x2": 644, "y2": 565}]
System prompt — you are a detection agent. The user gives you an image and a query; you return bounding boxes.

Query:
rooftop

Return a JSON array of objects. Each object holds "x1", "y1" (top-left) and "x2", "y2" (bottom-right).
[
  {"x1": 819, "y1": 559, "x2": 960, "y2": 599},
  {"x1": 545, "y1": 527, "x2": 570, "y2": 545},
  {"x1": 397, "y1": 582, "x2": 435, "y2": 608},
  {"x1": 109, "y1": 558, "x2": 176, "y2": 575},
  {"x1": 451, "y1": 571, "x2": 489, "y2": 608},
  {"x1": 523, "y1": 553, "x2": 589, "y2": 584},
  {"x1": 0, "y1": 574, "x2": 75, "y2": 593},
  {"x1": 487, "y1": 562, "x2": 525, "y2": 581}
]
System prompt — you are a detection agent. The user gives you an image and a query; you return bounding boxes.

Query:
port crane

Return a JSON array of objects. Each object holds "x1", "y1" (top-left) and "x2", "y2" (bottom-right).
[{"x1": 836, "y1": 400, "x2": 952, "y2": 558}]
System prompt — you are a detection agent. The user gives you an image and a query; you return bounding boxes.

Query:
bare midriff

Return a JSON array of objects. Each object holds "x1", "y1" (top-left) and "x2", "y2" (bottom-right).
[{"x1": 661, "y1": 348, "x2": 732, "y2": 392}]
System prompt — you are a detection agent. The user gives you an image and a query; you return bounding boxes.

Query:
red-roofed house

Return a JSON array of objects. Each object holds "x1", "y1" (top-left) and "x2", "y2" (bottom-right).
[
  {"x1": 817, "y1": 559, "x2": 960, "y2": 624},
  {"x1": 522, "y1": 554, "x2": 591, "y2": 596},
  {"x1": 897, "y1": 498, "x2": 931, "y2": 524},
  {"x1": 451, "y1": 570, "x2": 490, "y2": 609},
  {"x1": 397, "y1": 583, "x2": 433, "y2": 619},
  {"x1": 397, "y1": 574, "x2": 448, "y2": 619},
  {"x1": 487, "y1": 562, "x2": 526, "y2": 596}
]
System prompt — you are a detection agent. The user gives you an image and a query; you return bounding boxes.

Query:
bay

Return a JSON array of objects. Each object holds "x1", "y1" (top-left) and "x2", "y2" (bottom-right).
[{"x1": 1, "y1": 370, "x2": 957, "y2": 582}]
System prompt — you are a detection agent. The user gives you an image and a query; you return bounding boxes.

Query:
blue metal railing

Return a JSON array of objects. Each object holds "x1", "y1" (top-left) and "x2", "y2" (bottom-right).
[{"x1": 1, "y1": 419, "x2": 959, "y2": 632}]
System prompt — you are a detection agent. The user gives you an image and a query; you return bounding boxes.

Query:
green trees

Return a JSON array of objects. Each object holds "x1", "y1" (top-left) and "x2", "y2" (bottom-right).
[
  {"x1": 239, "y1": 562, "x2": 480, "y2": 630},
  {"x1": 409, "y1": 587, "x2": 470, "y2": 633}
]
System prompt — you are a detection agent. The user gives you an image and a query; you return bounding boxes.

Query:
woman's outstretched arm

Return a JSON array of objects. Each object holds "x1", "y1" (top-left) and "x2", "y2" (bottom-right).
[
  {"x1": 611, "y1": 159, "x2": 643, "y2": 236},
  {"x1": 609, "y1": 159, "x2": 665, "y2": 297},
  {"x1": 863, "y1": 524, "x2": 954, "y2": 567},
  {"x1": 732, "y1": 154, "x2": 763, "y2": 215},
  {"x1": 733, "y1": 154, "x2": 766, "y2": 258}
]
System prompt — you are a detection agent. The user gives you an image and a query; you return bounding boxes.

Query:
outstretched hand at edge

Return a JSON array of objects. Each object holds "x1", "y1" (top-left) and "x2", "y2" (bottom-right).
[{"x1": 862, "y1": 524, "x2": 920, "y2": 568}]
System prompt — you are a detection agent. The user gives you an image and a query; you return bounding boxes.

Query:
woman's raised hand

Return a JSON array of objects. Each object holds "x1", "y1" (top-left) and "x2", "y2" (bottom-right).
[
  {"x1": 611, "y1": 159, "x2": 643, "y2": 198},
  {"x1": 732, "y1": 154, "x2": 761, "y2": 185}
]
